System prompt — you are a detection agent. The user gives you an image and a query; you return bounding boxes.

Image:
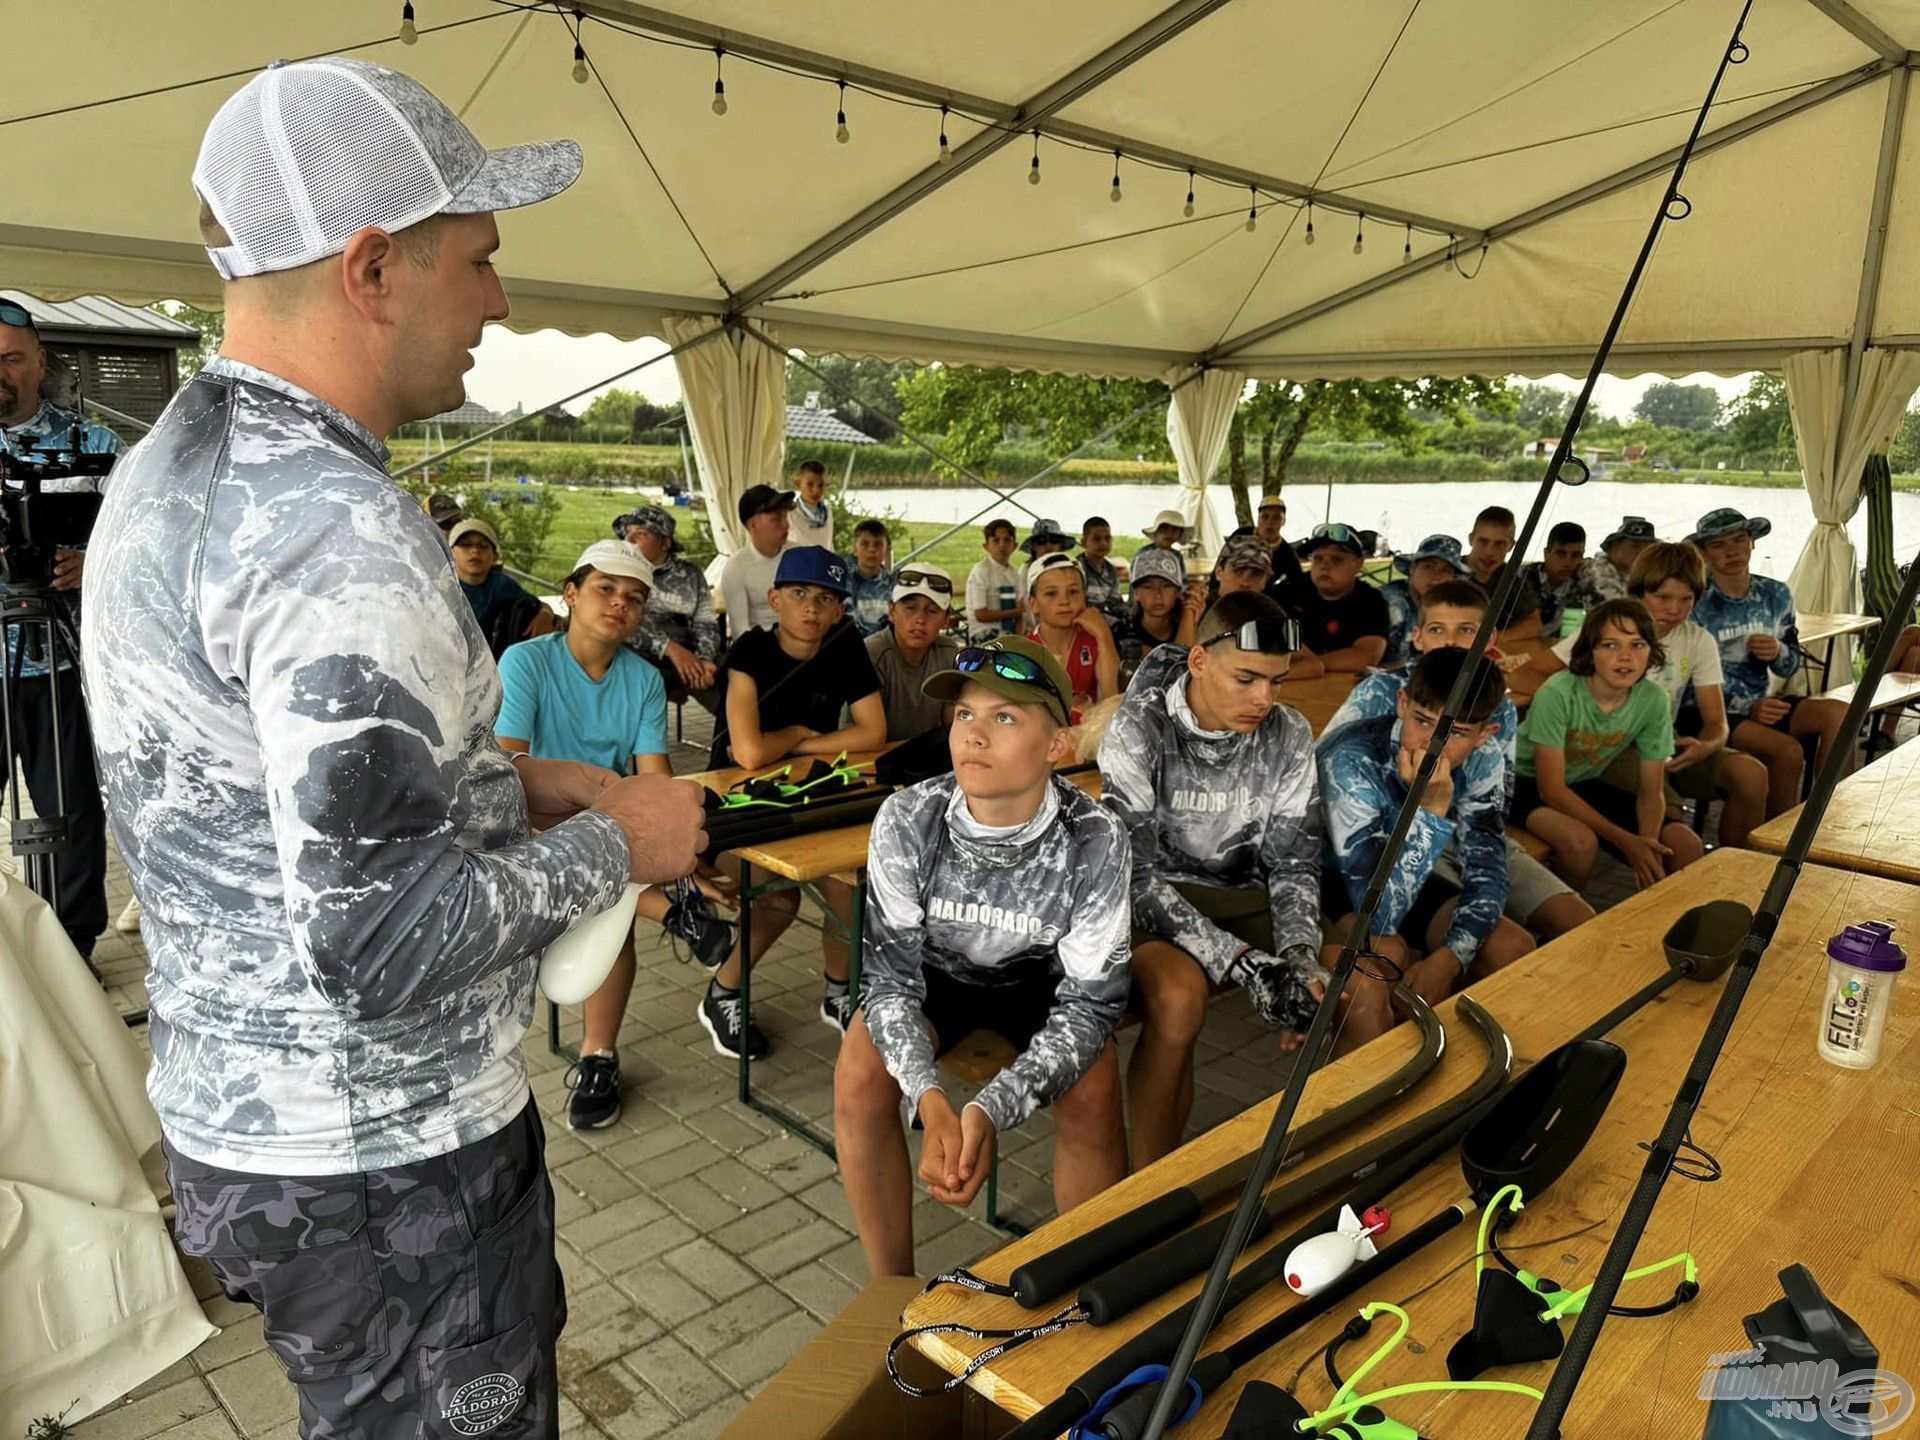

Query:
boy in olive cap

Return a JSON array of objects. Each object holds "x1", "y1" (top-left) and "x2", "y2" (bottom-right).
[{"x1": 835, "y1": 637, "x2": 1130, "y2": 1275}]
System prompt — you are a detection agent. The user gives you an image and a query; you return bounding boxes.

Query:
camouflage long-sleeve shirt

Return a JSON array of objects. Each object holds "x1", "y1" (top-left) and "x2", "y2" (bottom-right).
[
  {"x1": 1320, "y1": 668, "x2": 1519, "y2": 819},
  {"x1": 1099, "y1": 645, "x2": 1322, "y2": 980},
  {"x1": 1317, "y1": 712, "x2": 1508, "y2": 964},
  {"x1": 627, "y1": 554, "x2": 722, "y2": 666},
  {"x1": 1690, "y1": 575, "x2": 1802, "y2": 717},
  {"x1": 80, "y1": 359, "x2": 631, "y2": 1175},
  {"x1": 861, "y1": 774, "x2": 1130, "y2": 1133}
]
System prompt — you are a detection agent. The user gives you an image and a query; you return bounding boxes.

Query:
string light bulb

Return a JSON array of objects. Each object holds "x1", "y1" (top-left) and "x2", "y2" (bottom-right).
[
  {"x1": 835, "y1": 80, "x2": 850, "y2": 144},
  {"x1": 399, "y1": 1, "x2": 418, "y2": 44},
  {"x1": 1403, "y1": 222, "x2": 1413, "y2": 265},
  {"x1": 1353, "y1": 212, "x2": 1366, "y2": 255},
  {"x1": 937, "y1": 105, "x2": 952, "y2": 164},
  {"x1": 1304, "y1": 199, "x2": 1316, "y2": 246},
  {"x1": 1110, "y1": 150, "x2": 1123, "y2": 204},
  {"x1": 571, "y1": 12, "x2": 588, "y2": 84},
  {"x1": 711, "y1": 48, "x2": 727, "y2": 115},
  {"x1": 1183, "y1": 168, "x2": 1195, "y2": 219},
  {"x1": 1028, "y1": 129, "x2": 1041, "y2": 185},
  {"x1": 1245, "y1": 185, "x2": 1258, "y2": 233}
]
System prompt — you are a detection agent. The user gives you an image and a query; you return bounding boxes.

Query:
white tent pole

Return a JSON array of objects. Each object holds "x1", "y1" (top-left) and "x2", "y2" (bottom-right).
[
  {"x1": 1845, "y1": 66, "x2": 1909, "y2": 414},
  {"x1": 1208, "y1": 59, "x2": 1893, "y2": 362},
  {"x1": 891, "y1": 369, "x2": 1208, "y2": 565},
  {"x1": 391, "y1": 327, "x2": 722, "y2": 479},
  {"x1": 728, "y1": 0, "x2": 1243, "y2": 309}
]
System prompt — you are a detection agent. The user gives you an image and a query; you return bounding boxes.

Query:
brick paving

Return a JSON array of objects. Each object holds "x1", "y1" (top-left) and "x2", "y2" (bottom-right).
[{"x1": 29, "y1": 695, "x2": 1860, "y2": 1440}]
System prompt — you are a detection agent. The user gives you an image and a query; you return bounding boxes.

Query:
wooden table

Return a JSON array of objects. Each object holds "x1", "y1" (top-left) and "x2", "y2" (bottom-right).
[
  {"x1": 901, "y1": 848, "x2": 1920, "y2": 1437},
  {"x1": 1798, "y1": 610, "x2": 1881, "y2": 688},
  {"x1": 1749, "y1": 737, "x2": 1920, "y2": 884}
]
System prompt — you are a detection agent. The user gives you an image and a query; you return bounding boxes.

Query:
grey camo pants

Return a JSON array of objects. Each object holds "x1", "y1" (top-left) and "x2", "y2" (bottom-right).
[{"x1": 164, "y1": 1102, "x2": 564, "y2": 1439}]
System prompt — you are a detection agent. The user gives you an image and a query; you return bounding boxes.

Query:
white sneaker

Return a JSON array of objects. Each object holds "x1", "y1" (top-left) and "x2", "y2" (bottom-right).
[{"x1": 116, "y1": 897, "x2": 143, "y2": 932}]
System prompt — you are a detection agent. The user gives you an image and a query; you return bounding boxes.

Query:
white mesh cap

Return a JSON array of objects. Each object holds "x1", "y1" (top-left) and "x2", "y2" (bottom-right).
[{"x1": 193, "y1": 57, "x2": 582, "y2": 279}]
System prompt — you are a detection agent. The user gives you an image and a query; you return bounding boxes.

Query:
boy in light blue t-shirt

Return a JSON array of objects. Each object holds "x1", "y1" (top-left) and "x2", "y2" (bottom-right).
[{"x1": 498, "y1": 540, "x2": 734, "y2": 1131}]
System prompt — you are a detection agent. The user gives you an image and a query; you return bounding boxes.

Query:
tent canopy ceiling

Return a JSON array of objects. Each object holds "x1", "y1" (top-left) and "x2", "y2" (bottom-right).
[{"x1": 9, "y1": 0, "x2": 1920, "y2": 380}]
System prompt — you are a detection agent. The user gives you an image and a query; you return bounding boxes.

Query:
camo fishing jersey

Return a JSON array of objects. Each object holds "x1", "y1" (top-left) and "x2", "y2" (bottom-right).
[
  {"x1": 862, "y1": 774, "x2": 1130, "y2": 1132},
  {"x1": 1099, "y1": 645, "x2": 1322, "y2": 980},
  {"x1": 1079, "y1": 555, "x2": 1127, "y2": 626},
  {"x1": 81, "y1": 359, "x2": 631, "y2": 1175},
  {"x1": 1319, "y1": 668, "x2": 1519, "y2": 818},
  {"x1": 1690, "y1": 575, "x2": 1801, "y2": 717},
  {"x1": 627, "y1": 554, "x2": 722, "y2": 666},
  {"x1": 843, "y1": 561, "x2": 895, "y2": 637},
  {"x1": 1317, "y1": 713, "x2": 1508, "y2": 963},
  {"x1": 1519, "y1": 561, "x2": 1606, "y2": 633},
  {"x1": 1380, "y1": 580, "x2": 1417, "y2": 667},
  {"x1": 2, "y1": 398, "x2": 123, "y2": 677}
]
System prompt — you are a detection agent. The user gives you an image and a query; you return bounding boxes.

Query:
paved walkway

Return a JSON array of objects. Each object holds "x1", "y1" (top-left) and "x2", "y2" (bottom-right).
[{"x1": 26, "y1": 693, "x2": 1748, "y2": 1440}]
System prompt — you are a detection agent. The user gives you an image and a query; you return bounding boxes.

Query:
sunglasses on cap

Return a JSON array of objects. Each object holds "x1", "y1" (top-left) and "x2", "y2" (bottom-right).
[
  {"x1": 0, "y1": 301, "x2": 37, "y2": 330},
  {"x1": 896, "y1": 568, "x2": 954, "y2": 595},
  {"x1": 1203, "y1": 615, "x2": 1301, "y2": 655},
  {"x1": 1311, "y1": 523, "x2": 1359, "y2": 544},
  {"x1": 954, "y1": 645, "x2": 1070, "y2": 716}
]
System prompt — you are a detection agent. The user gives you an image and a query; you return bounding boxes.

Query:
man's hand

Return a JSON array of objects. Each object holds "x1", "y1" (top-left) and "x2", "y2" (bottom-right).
[
  {"x1": 51, "y1": 548, "x2": 84, "y2": 592},
  {"x1": 1749, "y1": 696, "x2": 1791, "y2": 726},
  {"x1": 1407, "y1": 949, "x2": 1461, "y2": 1007},
  {"x1": 1397, "y1": 744, "x2": 1455, "y2": 816},
  {"x1": 518, "y1": 757, "x2": 621, "y2": 830},
  {"x1": 1747, "y1": 633, "x2": 1782, "y2": 663},
  {"x1": 1618, "y1": 833, "x2": 1671, "y2": 890},
  {"x1": 591, "y1": 773, "x2": 707, "y2": 884}
]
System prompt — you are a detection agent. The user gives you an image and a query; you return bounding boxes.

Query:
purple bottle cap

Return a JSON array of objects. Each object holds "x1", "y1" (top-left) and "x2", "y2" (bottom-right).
[{"x1": 1828, "y1": 921, "x2": 1907, "y2": 974}]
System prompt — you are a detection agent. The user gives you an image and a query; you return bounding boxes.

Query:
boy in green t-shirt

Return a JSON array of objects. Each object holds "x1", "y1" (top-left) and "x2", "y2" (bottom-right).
[{"x1": 1515, "y1": 598, "x2": 1704, "y2": 892}]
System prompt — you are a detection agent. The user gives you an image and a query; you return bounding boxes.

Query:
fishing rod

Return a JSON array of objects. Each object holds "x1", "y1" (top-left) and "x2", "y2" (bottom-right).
[
  {"x1": 1004, "y1": 988, "x2": 1446, "y2": 1309},
  {"x1": 1525, "y1": 537, "x2": 1920, "y2": 1438},
  {"x1": 1135, "y1": 8, "x2": 1759, "y2": 1436}
]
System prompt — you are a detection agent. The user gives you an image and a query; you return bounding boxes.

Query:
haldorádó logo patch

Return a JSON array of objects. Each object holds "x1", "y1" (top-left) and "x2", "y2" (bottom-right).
[{"x1": 445, "y1": 1373, "x2": 526, "y2": 1435}]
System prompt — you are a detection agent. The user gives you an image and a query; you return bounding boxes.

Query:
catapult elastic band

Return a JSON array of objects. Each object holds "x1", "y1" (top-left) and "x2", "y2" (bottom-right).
[{"x1": 1305, "y1": 1304, "x2": 1543, "y2": 1433}]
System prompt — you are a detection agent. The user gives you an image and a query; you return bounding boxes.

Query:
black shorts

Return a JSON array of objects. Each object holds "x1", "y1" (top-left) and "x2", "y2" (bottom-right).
[
  {"x1": 1514, "y1": 773, "x2": 1652, "y2": 863},
  {"x1": 922, "y1": 965, "x2": 1059, "y2": 1057},
  {"x1": 1319, "y1": 867, "x2": 1462, "y2": 949}
]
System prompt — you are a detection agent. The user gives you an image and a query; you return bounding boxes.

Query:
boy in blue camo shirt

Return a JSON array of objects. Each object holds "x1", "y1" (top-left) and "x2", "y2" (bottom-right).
[{"x1": 1318, "y1": 648, "x2": 1534, "y2": 1047}]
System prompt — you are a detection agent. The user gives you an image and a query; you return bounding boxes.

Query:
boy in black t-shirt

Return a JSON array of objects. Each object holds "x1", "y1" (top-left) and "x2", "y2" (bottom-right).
[
  {"x1": 704, "y1": 547, "x2": 888, "y2": 1057},
  {"x1": 1289, "y1": 522, "x2": 1389, "y2": 673}
]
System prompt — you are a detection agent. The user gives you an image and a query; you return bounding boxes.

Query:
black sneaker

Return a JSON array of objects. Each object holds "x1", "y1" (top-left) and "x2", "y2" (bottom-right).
[
  {"x1": 564, "y1": 1051, "x2": 623, "y2": 1130},
  {"x1": 662, "y1": 890, "x2": 736, "y2": 969},
  {"x1": 819, "y1": 981, "x2": 854, "y2": 1035},
  {"x1": 699, "y1": 982, "x2": 769, "y2": 1059}
]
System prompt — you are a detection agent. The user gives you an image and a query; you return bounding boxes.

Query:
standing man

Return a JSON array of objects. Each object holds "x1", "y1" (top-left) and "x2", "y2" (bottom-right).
[
  {"x1": 788, "y1": 458, "x2": 835, "y2": 549},
  {"x1": 81, "y1": 60, "x2": 706, "y2": 1438},
  {"x1": 720, "y1": 482, "x2": 795, "y2": 634},
  {"x1": 0, "y1": 296, "x2": 120, "y2": 962}
]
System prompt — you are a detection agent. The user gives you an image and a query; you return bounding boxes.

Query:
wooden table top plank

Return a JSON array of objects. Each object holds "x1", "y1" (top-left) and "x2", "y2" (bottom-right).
[
  {"x1": 1749, "y1": 738, "x2": 1920, "y2": 884},
  {"x1": 902, "y1": 849, "x2": 1920, "y2": 1436},
  {"x1": 1798, "y1": 611, "x2": 1882, "y2": 645}
]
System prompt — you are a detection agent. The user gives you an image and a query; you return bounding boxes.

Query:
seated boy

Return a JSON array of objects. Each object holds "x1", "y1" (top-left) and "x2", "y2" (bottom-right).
[
  {"x1": 1077, "y1": 516, "x2": 1128, "y2": 627},
  {"x1": 1381, "y1": 534, "x2": 1472, "y2": 666},
  {"x1": 833, "y1": 639, "x2": 1131, "y2": 1276},
  {"x1": 1212, "y1": 534, "x2": 1275, "y2": 601},
  {"x1": 866, "y1": 564, "x2": 961, "y2": 742},
  {"x1": 1318, "y1": 648, "x2": 1534, "y2": 1048},
  {"x1": 1287, "y1": 522, "x2": 1389, "y2": 675},
  {"x1": 707, "y1": 547, "x2": 889, "y2": 1055},
  {"x1": 965, "y1": 518, "x2": 1026, "y2": 642},
  {"x1": 1583, "y1": 516, "x2": 1657, "y2": 601},
  {"x1": 1320, "y1": 579, "x2": 1595, "y2": 942},
  {"x1": 1688, "y1": 507, "x2": 1852, "y2": 816},
  {"x1": 1519, "y1": 520, "x2": 1606, "y2": 636},
  {"x1": 1101, "y1": 593, "x2": 1325, "y2": 1165},
  {"x1": 843, "y1": 517, "x2": 895, "y2": 637},
  {"x1": 1515, "y1": 599, "x2": 1706, "y2": 891},
  {"x1": 1464, "y1": 504, "x2": 1543, "y2": 640},
  {"x1": 617, "y1": 504, "x2": 723, "y2": 712}
]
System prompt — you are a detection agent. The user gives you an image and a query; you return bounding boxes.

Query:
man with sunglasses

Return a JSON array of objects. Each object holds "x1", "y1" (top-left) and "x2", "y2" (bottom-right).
[
  {"x1": 1100, "y1": 592, "x2": 1326, "y2": 1166},
  {"x1": 835, "y1": 637, "x2": 1130, "y2": 1275},
  {"x1": 0, "y1": 297, "x2": 123, "y2": 963},
  {"x1": 866, "y1": 564, "x2": 961, "y2": 741},
  {"x1": 1288, "y1": 522, "x2": 1390, "y2": 674}
]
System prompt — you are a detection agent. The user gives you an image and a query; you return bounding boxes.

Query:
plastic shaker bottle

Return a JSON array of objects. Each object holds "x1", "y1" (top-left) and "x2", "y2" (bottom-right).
[{"x1": 1816, "y1": 921, "x2": 1905, "y2": 1070}]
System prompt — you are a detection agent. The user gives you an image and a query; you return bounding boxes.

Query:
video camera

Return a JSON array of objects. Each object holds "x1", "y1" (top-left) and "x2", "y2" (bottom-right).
[{"x1": 0, "y1": 422, "x2": 109, "y2": 589}]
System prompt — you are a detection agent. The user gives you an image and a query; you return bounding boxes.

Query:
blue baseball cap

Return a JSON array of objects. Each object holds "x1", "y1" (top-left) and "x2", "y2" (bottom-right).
[{"x1": 774, "y1": 545, "x2": 850, "y2": 597}]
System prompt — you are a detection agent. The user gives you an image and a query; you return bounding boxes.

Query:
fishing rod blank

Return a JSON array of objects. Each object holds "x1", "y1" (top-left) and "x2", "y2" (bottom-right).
[
  {"x1": 1525, "y1": 539, "x2": 1920, "y2": 1440},
  {"x1": 1007, "y1": 987, "x2": 1446, "y2": 1309},
  {"x1": 1134, "y1": 8, "x2": 1758, "y2": 1436}
]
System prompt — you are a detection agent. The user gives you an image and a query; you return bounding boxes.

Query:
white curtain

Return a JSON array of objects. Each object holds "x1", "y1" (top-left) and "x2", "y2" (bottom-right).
[
  {"x1": 663, "y1": 316, "x2": 788, "y2": 560},
  {"x1": 1165, "y1": 366, "x2": 1246, "y2": 561},
  {"x1": 1783, "y1": 347, "x2": 1920, "y2": 681}
]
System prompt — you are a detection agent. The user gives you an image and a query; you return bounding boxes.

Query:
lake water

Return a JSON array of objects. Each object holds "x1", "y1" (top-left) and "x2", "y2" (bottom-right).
[{"x1": 845, "y1": 479, "x2": 1920, "y2": 579}]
